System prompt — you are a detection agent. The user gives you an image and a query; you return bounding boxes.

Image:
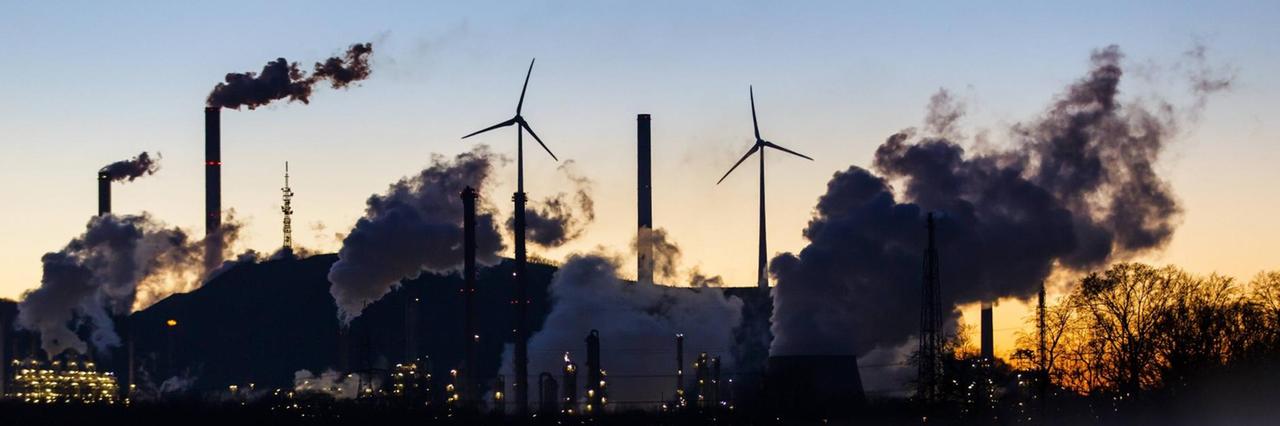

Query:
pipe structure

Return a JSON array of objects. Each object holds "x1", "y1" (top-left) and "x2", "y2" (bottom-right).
[
  {"x1": 539, "y1": 372, "x2": 558, "y2": 414},
  {"x1": 711, "y1": 355, "x2": 722, "y2": 410},
  {"x1": 637, "y1": 114, "x2": 653, "y2": 285},
  {"x1": 585, "y1": 330, "x2": 603, "y2": 414},
  {"x1": 981, "y1": 301, "x2": 994, "y2": 359},
  {"x1": 562, "y1": 353, "x2": 578, "y2": 414},
  {"x1": 494, "y1": 374, "x2": 507, "y2": 414},
  {"x1": 695, "y1": 352, "x2": 710, "y2": 408},
  {"x1": 513, "y1": 189, "x2": 529, "y2": 415},
  {"x1": 204, "y1": 107, "x2": 223, "y2": 271},
  {"x1": 675, "y1": 333, "x2": 685, "y2": 407},
  {"x1": 461, "y1": 186, "x2": 478, "y2": 406},
  {"x1": 98, "y1": 171, "x2": 111, "y2": 216}
]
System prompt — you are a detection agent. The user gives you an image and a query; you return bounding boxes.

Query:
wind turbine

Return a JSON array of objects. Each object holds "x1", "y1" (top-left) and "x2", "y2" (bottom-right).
[
  {"x1": 461, "y1": 58, "x2": 557, "y2": 415},
  {"x1": 717, "y1": 86, "x2": 813, "y2": 289}
]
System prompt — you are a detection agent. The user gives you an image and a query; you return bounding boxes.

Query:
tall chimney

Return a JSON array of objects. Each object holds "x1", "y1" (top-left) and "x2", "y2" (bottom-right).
[
  {"x1": 98, "y1": 171, "x2": 111, "y2": 216},
  {"x1": 585, "y1": 330, "x2": 603, "y2": 413},
  {"x1": 637, "y1": 114, "x2": 653, "y2": 285},
  {"x1": 204, "y1": 107, "x2": 223, "y2": 271},
  {"x1": 461, "y1": 186, "x2": 478, "y2": 405},
  {"x1": 981, "y1": 301, "x2": 994, "y2": 359}
]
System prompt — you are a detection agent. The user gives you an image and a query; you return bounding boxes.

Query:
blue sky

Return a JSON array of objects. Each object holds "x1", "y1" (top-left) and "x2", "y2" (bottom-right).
[{"x1": 1, "y1": 0, "x2": 1278, "y2": 307}]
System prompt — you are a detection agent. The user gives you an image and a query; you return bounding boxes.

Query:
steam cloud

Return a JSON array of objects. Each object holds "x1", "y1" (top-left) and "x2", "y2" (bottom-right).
[
  {"x1": 100, "y1": 152, "x2": 160, "y2": 182},
  {"x1": 294, "y1": 369, "x2": 367, "y2": 399},
  {"x1": 770, "y1": 45, "x2": 1229, "y2": 357},
  {"x1": 328, "y1": 146, "x2": 506, "y2": 325},
  {"x1": 206, "y1": 42, "x2": 373, "y2": 110},
  {"x1": 631, "y1": 227, "x2": 724, "y2": 286},
  {"x1": 515, "y1": 160, "x2": 596, "y2": 248},
  {"x1": 501, "y1": 253, "x2": 743, "y2": 404},
  {"x1": 16, "y1": 213, "x2": 242, "y2": 356}
]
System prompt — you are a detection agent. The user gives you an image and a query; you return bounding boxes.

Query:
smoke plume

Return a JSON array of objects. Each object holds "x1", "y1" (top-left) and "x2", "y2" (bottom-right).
[
  {"x1": 500, "y1": 253, "x2": 743, "y2": 405},
  {"x1": 100, "y1": 152, "x2": 160, "y2": 182},
  {"x1": 294, "y1": 369, "x2": 366, "y2": 399},
  {"x1": 206, "y1": 42, "x2": 373, "y2": 110},
  {"x1": 770, "y1": 45, "x2": 1224, "y2": 357},
  {"x1": 515, "y1": 160, "x2": 596, "y2": 248},
  {"x1": 16, "y1": 213, "x2": 239, "y2": 356},
  {"x1": 630, "y1": 227, "x2": 724, "y2": 285},
  {"x1": 328, "y1": 146, "x2": 506, "y2": 325}
]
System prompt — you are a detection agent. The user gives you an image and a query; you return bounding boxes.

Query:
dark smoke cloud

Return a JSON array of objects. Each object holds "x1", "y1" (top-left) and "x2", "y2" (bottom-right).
[
  {"x1": 630, "y1": 227, "x2": 726, "y2": 286},
  {"x1": 515, "y1": 160, "x2": 596, "y2": 248},
  {"x1": 100, "y1": 152, "x2": 160, "y2": 182},
  {"x1": 206, "y1": 43, "x2": 374, "y2": 110},
  {"x1": 16, "y1": 213, "x2": 236, "y2": 356},
  {"x1": 631, "y1": 227, "x2": 682, "y2": 281},
  {"x1": 770, "y1": 45, "x2": 1220, "y2": 357},
  {"x1": 687, "y1": 267, "x2": 725, "y2": 288},
  {"x1": 328, "y1": 146, "x2": 507, "y2": 324},
  {"x1": 312, "y1": 43, "x2": 373, "y2": 89},
  {"x1": 500, "y1": 253, "x2": 742, "y2": 405}
]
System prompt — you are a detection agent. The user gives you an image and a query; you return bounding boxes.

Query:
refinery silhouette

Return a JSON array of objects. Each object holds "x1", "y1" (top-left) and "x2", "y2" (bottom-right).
[{"x1": 1, "y1": 24, "x2": 1276, "y2": 426}]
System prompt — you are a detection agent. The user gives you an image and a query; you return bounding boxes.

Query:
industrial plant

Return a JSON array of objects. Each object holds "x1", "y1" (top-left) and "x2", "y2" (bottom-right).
[{"x1": 2, "y1": 8, "x2": 1276, "y2": 424}]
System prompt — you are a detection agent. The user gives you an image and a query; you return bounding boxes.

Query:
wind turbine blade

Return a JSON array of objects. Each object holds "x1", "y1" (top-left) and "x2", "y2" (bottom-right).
[
  {"x1": 519, "y1": 120, "x2": 558, "y2": 161},
  {"x1": 517, "y1": 58, "x2": 535, "y2": 114},
  {"x1": 716, "y1": 145, "x2": 760, "y2": 185},
  {"x1": 461, "y1": 118, "x2": 517, "y2": 139},
  {"x1": 750, "y1": 86, "x2": 761, "y2": 141},
  {"x1": 763, "y1": 141, "x2": 814, "y2": 161}
]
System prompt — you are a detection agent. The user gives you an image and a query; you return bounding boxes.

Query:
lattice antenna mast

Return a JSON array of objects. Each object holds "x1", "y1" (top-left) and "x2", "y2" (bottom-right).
[
  {"x1": 281, "y1": 161, "x2": 294, "y2": 250},
  {"x1": 918, "y1": 212, "x2": 944, "y2": 403}
]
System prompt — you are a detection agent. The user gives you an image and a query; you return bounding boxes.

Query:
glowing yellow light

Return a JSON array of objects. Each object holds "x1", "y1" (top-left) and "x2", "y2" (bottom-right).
[{"x1": 166, "y1": 319, "x2": 178, "y2": 327}]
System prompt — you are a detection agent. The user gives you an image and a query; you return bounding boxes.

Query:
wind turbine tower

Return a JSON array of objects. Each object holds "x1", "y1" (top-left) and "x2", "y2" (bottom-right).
[
  {"x1": 717, "y1": 86, "x2": 813, "y2": 289},
  {"x1": 462, "y1": 58, "x2": 558, "y2": 416}
]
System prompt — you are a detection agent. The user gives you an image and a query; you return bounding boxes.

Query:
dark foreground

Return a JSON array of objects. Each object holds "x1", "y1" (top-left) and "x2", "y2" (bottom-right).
[{"x1": 3, "y1": 398, "x2": 1278, "y2": 426}]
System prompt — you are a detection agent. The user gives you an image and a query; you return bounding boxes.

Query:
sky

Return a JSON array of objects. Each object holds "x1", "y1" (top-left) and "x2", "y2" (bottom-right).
[{"x1": 1, "y1": 1, "x2": 1278, "y2": 356}]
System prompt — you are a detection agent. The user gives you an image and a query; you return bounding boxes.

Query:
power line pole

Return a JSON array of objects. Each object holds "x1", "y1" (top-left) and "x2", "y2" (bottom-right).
[
  {"x1": 919, "y1": 212, "x2": 943, "y2": 403},
  {"x1": 281, "y1": 161, "x2": 294, "y2": 251}
]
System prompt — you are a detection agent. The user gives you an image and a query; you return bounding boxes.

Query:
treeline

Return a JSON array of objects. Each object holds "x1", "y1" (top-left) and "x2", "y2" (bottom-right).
[
  {"x1": 911, "y1": 263, "x2": 1280, "y2": 424},
  {"x1": 1014, "y1": 263, "x2": 1280, "y2": 398}
]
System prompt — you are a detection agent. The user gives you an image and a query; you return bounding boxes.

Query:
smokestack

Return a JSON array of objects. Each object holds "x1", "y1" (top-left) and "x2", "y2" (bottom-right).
[
  {"x1": 695, "y1": 352, "x2": 709, "y2": 408},
  {"x1": 711, "y1": 355, "x2": 722, "y2": 409},
  {"x1": 461, "y1": 186, "x2": 478, "y2": 405},
  {"x1": 204, "y1": 107, "x2": 223, "y2": 271},
  {"x1": 126, "y1": 318, "x2": 134, "y2": 399},
  {"x1": 494, "y1": 374, "x2": 507, "y2": 414},
  {"x1": 538, "y1": 372, "x2": 558, "y2": 414},
  {"x1": 981, "y1": 301, "x2": 994, "y2": 359},
  {"x1": 98, "y1": 171, "x2": 110, "y2": 216},
  {"x1": 675, "y1": 333, "x2": 685, "y2": 405},
  {"x1": 585, "y1": 329, "x2": 603, "y2": 413},
  {"x1": 562, "y1": 353, "x2": 578, "y2": 414},
  {"x1": 637, "y1": 114, "x2": 653, "y2": 285}
]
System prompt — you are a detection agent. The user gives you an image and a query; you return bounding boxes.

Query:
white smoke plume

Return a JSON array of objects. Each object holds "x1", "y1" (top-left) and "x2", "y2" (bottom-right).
[
  {"x1": 328, "y1": 146, "x2": 506, "y2": 325},
  {"x1": 294, "y1": 369, "x2": 368, "y2": 399},
  {"x1": 500, "y1": 253, "x2": 743, "y2": 407},
  {"x1": 630, "y1": 227, "x2": 725, "y2": 286},
  {"x1": 16, "y1": 213, "x2": 241, "y2": 357}
]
